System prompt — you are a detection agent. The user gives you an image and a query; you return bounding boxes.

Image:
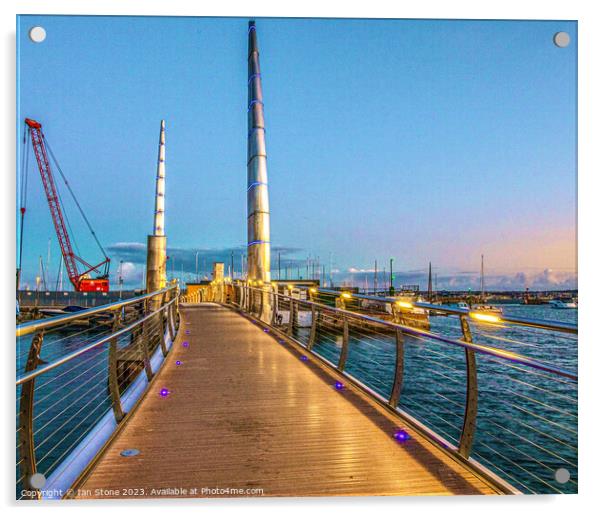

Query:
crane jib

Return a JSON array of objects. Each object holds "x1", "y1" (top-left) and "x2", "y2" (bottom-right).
[{"x1": 23, "y1": 118, "x2": 110, "y2": 293}]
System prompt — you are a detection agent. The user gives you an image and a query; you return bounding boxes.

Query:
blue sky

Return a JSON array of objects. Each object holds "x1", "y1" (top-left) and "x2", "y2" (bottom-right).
[{"x1": 16, "y1": 16, "x2": 577, "y2": 290}]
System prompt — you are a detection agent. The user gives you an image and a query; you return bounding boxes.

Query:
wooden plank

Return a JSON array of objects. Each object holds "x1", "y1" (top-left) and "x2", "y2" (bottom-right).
[{"x1": 75, "y1": 304, "x2": 497, "y2": 498}]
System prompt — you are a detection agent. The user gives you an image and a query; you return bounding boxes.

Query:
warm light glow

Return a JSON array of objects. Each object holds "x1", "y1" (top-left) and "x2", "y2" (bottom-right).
[
  {"x1": 469, "y1": 312, "x2": 501, "y2": 323},
  {"x1": 287, "y1": 284, "x2": 293, "y2": 290},
  {"x1": 341, "y1": 292, "x2": 352, "y2": 299},
  {"x1": 309, "y1": 287, "x2": 317, "y2": 294},
  {"x1": 257, "y1": 279, "x2": 263, "y2": 285},
  {"x1": 396, "y1": 301, "x2": 413, "y2": 309}
]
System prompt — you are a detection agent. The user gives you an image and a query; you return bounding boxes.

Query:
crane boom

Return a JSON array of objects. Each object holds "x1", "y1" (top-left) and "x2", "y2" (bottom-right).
[{"x1": 24, "y1": 118, "x2": 110, "y2": 292}]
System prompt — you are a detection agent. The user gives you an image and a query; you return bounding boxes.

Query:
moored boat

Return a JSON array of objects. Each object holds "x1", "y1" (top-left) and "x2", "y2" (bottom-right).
[{"x1": 549, "y1": 299, "x2": 577, "y2": 309}]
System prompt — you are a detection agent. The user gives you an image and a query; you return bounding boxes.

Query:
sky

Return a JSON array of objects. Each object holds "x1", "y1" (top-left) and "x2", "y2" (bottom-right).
[{"x1": 16, "y1": 16, "x2": 577, "y2": 291}]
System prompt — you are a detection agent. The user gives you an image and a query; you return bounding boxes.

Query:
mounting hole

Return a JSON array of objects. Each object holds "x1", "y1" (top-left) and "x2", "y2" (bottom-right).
[
  {"x1": 29, "y1": 472, "x2": 46, "y2": 489},
  {"x1": 553, "y1": 32, "x2": 570, "y2": 48},
  {"x1": 29, "y1": 26, "x2": 46, "y2": 43},
  {"x1": 555, "y1": 467, "x2": 570, "y2": 484}
]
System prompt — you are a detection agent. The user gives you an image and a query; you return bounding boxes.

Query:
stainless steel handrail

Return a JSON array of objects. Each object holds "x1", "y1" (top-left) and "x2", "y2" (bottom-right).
[
  {"x1": 16, "y1": 298, "x2": 177, "y2": 386},
  {"x1": 243, "y1": 285, "x2": 577, "y2": 381},
  {"x1": 232, "y1": 283, "x2": 577, "y2": 494},
  {"x1": 16, "y1": 285, "x2": 177, "y2": 338},
  {"x1": 304, "y1": 287, "x2": 578, "y2": 334}
]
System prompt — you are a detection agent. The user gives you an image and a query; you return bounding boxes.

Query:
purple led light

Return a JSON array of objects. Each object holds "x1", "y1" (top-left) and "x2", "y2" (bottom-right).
[
  {"x1": 335, "y1": 381, "x2": 344, "y2": 390},
  {"x1": 301, "y1": 355, "x2": 308, "y2": 362},
  {"x1": 185, "y1": 330, "x2": 190, "y2": 335},
  {"x1": 279, "y1": 340, "x2": 285, "y2": 344},
  {"x1": 159, "y1": 388, "x2": 170, "y2": 397},
  {"x1": 182, "y1": 341, "x2": 189, "y2": 348},
  {"x1": 263, "y1": 328, "x2": 269, "y2": 333},
  {"x1": 175, "y1": 360, "x2": 182, "y2": 366},
  {"x1": 393, "y1": 429, "x2": 410, "y2": 442}
]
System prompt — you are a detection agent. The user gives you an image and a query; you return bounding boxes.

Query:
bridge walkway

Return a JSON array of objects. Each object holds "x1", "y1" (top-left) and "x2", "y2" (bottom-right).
[{"x1": 75, "y1": 303, "x2": 497, "y2": 497}]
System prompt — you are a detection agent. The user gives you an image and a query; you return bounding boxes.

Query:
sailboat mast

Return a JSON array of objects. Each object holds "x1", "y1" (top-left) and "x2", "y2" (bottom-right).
[
  {"x1": 374, "y1": 260, "x2": 378, "y2": 294},
  {"x1": 427, "y1": 262, "x2": 433, "y2": 301},
  {"x1": 480, "y1": 254, "x2": 485, "y2": 299}
]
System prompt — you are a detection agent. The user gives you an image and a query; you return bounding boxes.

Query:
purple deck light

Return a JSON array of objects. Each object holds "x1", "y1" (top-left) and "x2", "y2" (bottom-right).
[
  {"x1": 185, "y1": 330, "x2": 190, "y2": 335},
  {"x1": 159, "y1": 388, "x2": 170, "y2": 398},
  {"x1": 263, "y1": 328, "x2": 269, "y2": 333},
  {"x1": 182, "y1": 341, "x2": 189, "y2": 348},
  {"x1": 393, "y1": 429, "x2": 411, "y2": 442},
  {"x1": 175, "y1": 360, "x2": 182, "y2": 366},
  {"x1": 300, "y1": 355, "x2": 308, "y2": 362},
  {"x1": 335, "y1": 381, "x2": 345, "y2": 390}
]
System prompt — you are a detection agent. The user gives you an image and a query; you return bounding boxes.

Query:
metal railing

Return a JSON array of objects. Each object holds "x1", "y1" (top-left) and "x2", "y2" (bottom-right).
[
  {"x1": 15, "y1": 284, "x2": 180, "y2": 500},
  {"x1": 229, "y1": 283, "x2": 577, "y2": 495}
]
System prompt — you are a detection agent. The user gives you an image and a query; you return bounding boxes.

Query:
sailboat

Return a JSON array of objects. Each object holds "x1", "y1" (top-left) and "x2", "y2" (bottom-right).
[{"x1": 471, "y1": 255, "x2": 503, "y2": 314}]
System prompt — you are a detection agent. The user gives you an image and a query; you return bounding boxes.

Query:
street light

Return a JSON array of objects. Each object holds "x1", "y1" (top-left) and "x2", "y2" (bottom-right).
[{"x1": 118, "y1": 260, "x2": 124, "y2": 299}]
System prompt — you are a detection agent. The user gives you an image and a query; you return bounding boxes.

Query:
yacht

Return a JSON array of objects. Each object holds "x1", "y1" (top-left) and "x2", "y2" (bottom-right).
[
  {"x1": 471, "y1": 303, "x2": 503, "y2": 314},
  {"x1": 549, "y1": 299, "x2": 577, "y2": 309}
]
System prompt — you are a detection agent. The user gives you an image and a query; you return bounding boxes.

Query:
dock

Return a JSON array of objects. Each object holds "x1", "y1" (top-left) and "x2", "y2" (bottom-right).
[{"x1": 73, "y1": 303, "x2": 497, "y2": 497}]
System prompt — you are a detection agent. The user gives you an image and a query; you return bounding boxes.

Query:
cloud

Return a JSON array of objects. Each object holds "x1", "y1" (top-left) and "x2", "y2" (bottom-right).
[
  {"x1": 329, "y1": 267, "x2": 577, "y2": 291},
  {"x1": 106, "y1": 241, "x2": 306, "y2": 286},
  {"x1": 105, "y1": 242, "x2": 577, "y2": 291},
  {"x1": 119, "y1": 261, "x2": 139, "y2": 282}
]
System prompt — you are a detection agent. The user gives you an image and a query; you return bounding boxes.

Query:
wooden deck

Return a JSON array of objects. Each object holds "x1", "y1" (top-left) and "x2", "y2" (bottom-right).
[{"x1": 75, "y1": 303, "x2": 498, "y2": 498}]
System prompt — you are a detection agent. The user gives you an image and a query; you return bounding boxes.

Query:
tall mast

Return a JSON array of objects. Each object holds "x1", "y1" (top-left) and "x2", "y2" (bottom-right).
[
  {"x1": 153, "y1": 120, "x2": 166, "y2": 236},
  {"x1": 427, "y1": 261, "x2": 433, "y2": 301},
  {"x1": 374, "y1": 260, "x2": 378, "y2": 293},
  {"x1": 480, "y1": 254, "x2": 485, "y2": 299},
  {"x1": 246, "y1": 20, "x2": 271, "y2": 283},
  {"x1": 146, "y1": 120, "x2": 168, "y2": 293}
]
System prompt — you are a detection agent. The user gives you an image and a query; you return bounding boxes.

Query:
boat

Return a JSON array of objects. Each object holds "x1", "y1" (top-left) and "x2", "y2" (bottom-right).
[
  {"x1": 39, "y1": 305, "x2": 87, "y2": 317},
  {"x1": 471, "y1": 303, "x2": 503, "y2": 314},
  {"x1": 456, "y1": 301, "x2": 502, "y2": 314},
  {"x1": 549, "y1": 299, "x2": 577, "y2": 309},
  {"x1": 469, "y1": 255, "x2": 503, "y2": 314}
]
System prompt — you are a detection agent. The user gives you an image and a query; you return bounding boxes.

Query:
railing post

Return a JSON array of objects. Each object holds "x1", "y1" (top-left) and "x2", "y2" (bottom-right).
[
  {"x1": 157, "y1": 296, "x2": 168, "y2": 357},
  {"x1": 270, "y1": 287, "x2": 278, "y2": 326},
  {"x1": 337, "y1": 315, "x2": 349, "y2": 371},
  {"x1": 18, "y1": 331, "x2": 44, "y2": 499},
  {"x1": 167, "y1": 298, "x2": 176, "y2": 342},
  {"x1": 174, "y1": 286, "x2": 180, "y2": 326},
  {"x1": 308, "y1": 304, "x2": 317, "y2": 350},
  {"x1": 287, "y1": 298, "x2": 295, "y2": 335},
  {"x1": 108, "y1": 313, "x2": 125, "y2": 422},
  {"x1": 389, "y1": 328, "x2": 405, "y2": 408},
  {"x1": 458, "y1": 315, "x2": 478, "y2": 458},
  {"x1": 293, "y1": 295, "x2": 299, "y2": 328},
  {"x1": 258, "y1": 287, "x2": 264, "y2": 318},
  {"x1": 139, "y1": 300, "x2": 153, "y2": 381}
]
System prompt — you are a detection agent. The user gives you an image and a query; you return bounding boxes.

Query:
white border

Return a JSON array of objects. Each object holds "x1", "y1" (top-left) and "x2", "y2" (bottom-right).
[{"x1": 2, "y1": 1, "x2": 600, "y2": 514}]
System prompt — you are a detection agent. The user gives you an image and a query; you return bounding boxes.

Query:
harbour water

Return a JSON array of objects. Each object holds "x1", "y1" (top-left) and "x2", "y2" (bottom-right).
[
  {"x1": 302, "y1": 304, "x2": 577, "y2": 494},
  {"x1": 17, "y1": 304, "x2": 576, "y2": 496}
]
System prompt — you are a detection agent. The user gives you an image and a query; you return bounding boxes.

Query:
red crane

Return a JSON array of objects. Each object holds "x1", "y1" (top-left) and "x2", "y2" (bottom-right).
[{"x1": 24, "y1": 118, "x2": 110, "y2": 292}]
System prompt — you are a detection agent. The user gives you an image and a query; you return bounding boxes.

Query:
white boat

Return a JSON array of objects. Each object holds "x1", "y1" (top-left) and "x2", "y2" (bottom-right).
[
  {"x1": 549, "y1": 299, "x2": 577, "y2": 309},
  {"x1": 472, "y1": 304, "x2": 503, "y2": 314}
]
